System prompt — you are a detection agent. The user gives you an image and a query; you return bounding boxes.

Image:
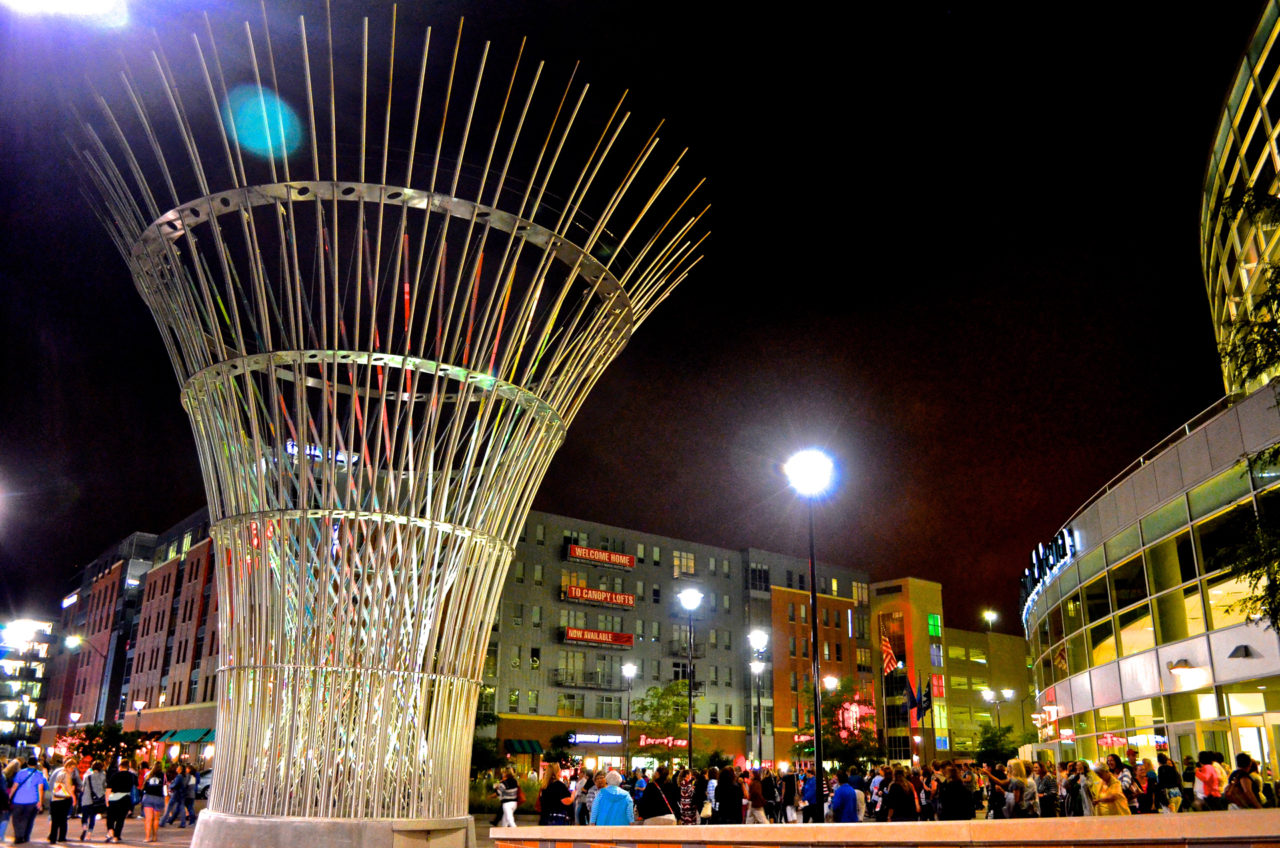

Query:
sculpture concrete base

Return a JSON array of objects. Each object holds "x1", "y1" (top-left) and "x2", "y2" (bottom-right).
[{"x1": 192, "y1": 810, "x2": 476, "y2": 848}]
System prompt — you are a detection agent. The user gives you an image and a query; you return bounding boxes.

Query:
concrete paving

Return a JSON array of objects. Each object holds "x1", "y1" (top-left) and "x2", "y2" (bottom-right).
[{"x1": 5, "y1": 813, "x2": 200, "y2": 846}]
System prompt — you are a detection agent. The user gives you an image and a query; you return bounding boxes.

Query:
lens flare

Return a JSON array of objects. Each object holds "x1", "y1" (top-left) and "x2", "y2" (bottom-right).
[{"x1": 221, "y1": 85, "x2": 302, "y2": 160}]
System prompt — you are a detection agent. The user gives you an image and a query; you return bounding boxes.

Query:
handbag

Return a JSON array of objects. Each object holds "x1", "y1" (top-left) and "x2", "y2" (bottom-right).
[{"x1": 700, "y1": 799, "x2": 712, "y2": 819}]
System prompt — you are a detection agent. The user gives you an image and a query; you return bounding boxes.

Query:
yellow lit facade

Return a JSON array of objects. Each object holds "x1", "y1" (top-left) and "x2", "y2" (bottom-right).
[{"x1": 1021, "y1": 389, "x2": 1280, "y2": 773}]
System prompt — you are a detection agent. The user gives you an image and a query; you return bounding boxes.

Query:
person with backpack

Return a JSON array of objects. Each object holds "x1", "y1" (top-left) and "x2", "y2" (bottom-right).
[
  {"x1": 79, "y1": 761, "x2": 107, "y2": 842},
  {"x1": 47, "y1": 757, "x2": 76, "y2": 843},
  {"x1": 8, "y1": 756, "x2": 48, "y2": 844},
  {"x1": 104, "y1": 760, "x2": 137, "y2": 844},
  {"x1": 1225, "y1": 753, "x2": 1264, "y2": 809}
]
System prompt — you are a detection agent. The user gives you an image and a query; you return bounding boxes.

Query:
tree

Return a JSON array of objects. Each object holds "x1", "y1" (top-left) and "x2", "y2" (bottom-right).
[
  {"x1": 1215, "y1": 273, "x2": 1280, "y2": 632},
  {"x1": 542, "y1": 732, "x2": 577, "y2": 766},
  {"x1": 62, "y1": 723, "x2": 145, "y2": 767},
  {"x1": 471, "y1": 738, "x2": 504, "y2": 776},
  {"x1": 975, "y1": 724, "x2": 1017, "y2": 767},
  {"x1": 693, "y1": 749, "x2": 732, "y2": 770},
  {"x1": 790, "y1": 677, "x2": 884, "y2": 771},
  {"x1": 631, "y1": 680, "x2": 697, "y2": 764},
  {"x1": 1207, "y1": 501, "x2": 1280, "y2": 632}
]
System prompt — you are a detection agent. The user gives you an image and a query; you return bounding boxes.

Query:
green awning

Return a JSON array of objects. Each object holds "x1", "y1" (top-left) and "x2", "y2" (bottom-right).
[
  {"x1": 156, "y1": 731, "x2": 175, "y2": 742},
  {"x1": 503, "y1": 739, "x2": 543, "y2": 754},
  {"x1": 168, "y1": 728, "x2": 210, "y2": 743}
]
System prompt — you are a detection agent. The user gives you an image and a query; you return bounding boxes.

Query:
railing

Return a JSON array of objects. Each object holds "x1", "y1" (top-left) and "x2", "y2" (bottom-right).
[
  {"x1": 667, "y1": 640, "x2": 705, "y2": 658},
  {"x1": 549, "y1": 669, "x2": 628, "y2": 690}
]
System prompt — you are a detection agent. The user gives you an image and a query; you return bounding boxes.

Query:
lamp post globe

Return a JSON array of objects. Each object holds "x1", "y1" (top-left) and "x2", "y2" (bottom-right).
[
  {"x1": 675, "y1": 588, "x2": 702, "y2": 765},
  {"x1": 822, "y1": 675, "x2": 839, "y2": 692},
  {"x1": 747, "y1": 629, "x2": 769, "y2": 654},
  {"x1": 783, "y1": 447, "x2": 836, "y2": 812},
  {"x1": 783, "y1": 450, "x2": 835, "y2": 498}
]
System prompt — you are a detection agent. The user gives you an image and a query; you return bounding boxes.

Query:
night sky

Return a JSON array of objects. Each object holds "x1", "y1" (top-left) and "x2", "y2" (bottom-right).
[{"x1": 0, "y1": 2, "x2": 1263, "y2": 636}]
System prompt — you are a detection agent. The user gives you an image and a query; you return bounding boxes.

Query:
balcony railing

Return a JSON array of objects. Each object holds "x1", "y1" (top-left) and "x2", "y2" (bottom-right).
[
  {"x1": 667, "y1": 640, "x2": 705, "y2": 658},
  {"x1": 550, "y1": 668, "x2": 629, "y2": 690}
]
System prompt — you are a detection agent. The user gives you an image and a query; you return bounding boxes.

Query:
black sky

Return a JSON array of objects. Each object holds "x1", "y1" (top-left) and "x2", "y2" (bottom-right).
[{"x1": 0, "y1": 2, "x2": 1263, "y2": 635}]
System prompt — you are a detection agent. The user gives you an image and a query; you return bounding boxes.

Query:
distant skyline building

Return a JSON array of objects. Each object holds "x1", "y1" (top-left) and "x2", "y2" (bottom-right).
[
  {"x1": 41, "y1": 505, "x2": 1038, "y2": 774},
  {"x1": 0, "y1": 618, "x2": 53, "y2": 757}
]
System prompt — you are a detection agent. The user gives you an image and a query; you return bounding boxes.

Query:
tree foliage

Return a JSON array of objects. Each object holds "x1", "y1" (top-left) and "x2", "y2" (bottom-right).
[
  {"x1": 1215, "y1": 273, "x2": 1280, "y2": 632},
  {"x1": 790, "y1": 677, "x2": 884, "y2": 771},
  {"x1": 542, "y1": 732, "x2": 578, "y2": 765},
  {"x1": 975, "y1": 724, "x2": 1017, "y2": 767},
  {"x1": 471, "y1": 737, "x2": 504, "y2": 776},
  {"x1": 62, "y1": 723, "x2": 145, "y2": 767},
  {"x1": 1206, "y1": 500, "x2": 1280, "y2": 632},
  {"x1": 632, "y1": 680, "x2": 696, "y2": 763}
]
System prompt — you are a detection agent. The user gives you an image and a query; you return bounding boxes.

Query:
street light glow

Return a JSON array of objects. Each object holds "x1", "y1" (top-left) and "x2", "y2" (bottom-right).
[
  {"x1": 750, "y1": 660, "x2": 766, "y2": 676},
  {"x1": 64, "y1": 635, "x2": 83, "y2": 650},
  {"x1": 68, "y1": 712, "x2": 81, "y2": 724},
  {"x1": 748, "y1": 628, "x2": 769, "y2": 652},
  {"x1": 133, "y1": 700, "x2": 146, "y2": 712},
  {"x1": 982, "y1": 610, "x2": 998, "y2": 625},
  {"x1": 676, "y1": 587, "x2": 704, "y2": 611},
  {"x1": 783, "y1": 449, "x2": 835, "y2": 497},
  {"x1": 1, "y1": 0, "x2": 128, "y2": 26},
  {"x1": 822, "y1": 675, "x2": 839, "y2": 691},
  {"x1": 621, "y1": 662, "x2": 636, "y2": 680},
  {"x1": 1001, "y1": 688, "x2": 1015, "y2": 700},
  {"x1": 981, "y1": 688, "x2": 995, "y2": 702}
]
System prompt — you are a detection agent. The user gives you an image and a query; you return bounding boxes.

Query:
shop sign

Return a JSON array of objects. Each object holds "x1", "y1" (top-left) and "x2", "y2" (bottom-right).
[
  {"x1": 1059, "y1": 728, "x2": 1075, "y2": 741},
  {"x1": 1097, "y1": 732, "x2": 1127, "y2": 748},
  {"x1": 792, "y1": 733, "x2": 814, "y2": 743},
  {"x1": 568, "y1": 733, "x2": 623, "y2": 745},
  {"x1": 638, "y1": 735, "x2": 688, "y2": 748},
  {"x1": 563, "y1": 585, "x2": 635, "y2": 608},
  {"x1": 564, "y1": 627, "x2": 634, "y2": 648},
  {"x1": 567, "y1": 545, "x2": 635, "y2": 570}
]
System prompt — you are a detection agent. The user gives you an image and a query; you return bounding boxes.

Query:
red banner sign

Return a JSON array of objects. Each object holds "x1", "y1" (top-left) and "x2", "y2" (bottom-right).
[
  {"x1": 563, "y1": 585, "x2": 635, "y2": 608},
  {"x1": 564, "y1": 627, "x2": 634, "y2": 648},
  {"x1": 639, "y1": 735, "x2": 688, "y2": 748},
  {"x1": 567, "y1": 545, "x2": 635, "y2": 570}
]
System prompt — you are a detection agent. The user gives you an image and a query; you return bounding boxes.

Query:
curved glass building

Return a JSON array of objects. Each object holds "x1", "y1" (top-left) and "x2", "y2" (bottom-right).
[
  {"x1": 1203, "y1": 1, "x2": 1280, "y2": 393},
  {"x1": 1022, "y1": 0, "x2": 1280, "y2": 777}
]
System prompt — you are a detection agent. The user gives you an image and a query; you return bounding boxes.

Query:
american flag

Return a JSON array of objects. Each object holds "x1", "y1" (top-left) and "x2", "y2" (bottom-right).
[{"x1": 880, "y1": 619, "x2": 897, "y2": 676}]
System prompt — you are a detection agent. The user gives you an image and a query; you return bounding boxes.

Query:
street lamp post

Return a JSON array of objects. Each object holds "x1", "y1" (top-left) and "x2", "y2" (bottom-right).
[
  {"x1": 621, "y1": 662, "x2": 637, "y2": 771},
  {"x1": 748, "y1": 628, "x2": 769, "y2": 767},
  {"x1": 784, "y1": 448, "x2": 835, "y2": 812},
  {"x1": 133, "y1": 700, "x2": 147, "y2": 733},
  {"x1": 981, "y1": 688, "x2": 1016, "y2": 730},
  {"x1": 677, "y1": 588, "x2": 703, "y2": 767}
]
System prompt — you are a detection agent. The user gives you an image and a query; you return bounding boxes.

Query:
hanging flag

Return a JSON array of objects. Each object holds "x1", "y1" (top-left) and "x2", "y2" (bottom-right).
[
  {"x1": 880, "y1": 619, "x2": 898, "y2": 676},
  {"x1": 918, "y1": 675, "x2": 932, "y2": 718},
  {"x1": 901, "y1": 676, "x2": 917, "y2": 717}
]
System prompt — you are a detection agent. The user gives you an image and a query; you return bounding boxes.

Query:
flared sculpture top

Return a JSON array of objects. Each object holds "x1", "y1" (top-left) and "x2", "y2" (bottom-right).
[{"x1": 74, "y1": 9, "x2": 706, "y2": 824}]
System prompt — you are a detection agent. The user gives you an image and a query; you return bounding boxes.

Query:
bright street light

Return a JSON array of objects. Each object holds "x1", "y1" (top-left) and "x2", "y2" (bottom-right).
[
  {"x1": 748, "y1": 628, "x2": 769, "y2": 653},
  {"x1": 68, "y1": 712, "x2": 81, "y2": 724},
  {"x1": 675, "y1": 588, "x2": 702, "y2": 764},
  {"x1": 982, "y1": 610, "x2": 998, "y2": 626},
  {"x1": 750, "y1": 660, "x2": 766, "y2": 676},
  {"x1": 621, "y1": 663, "x2": 636, "y2": 680},
  {"x1": 783, "y1": 449, "x2": 835, "y2": 498},
  {"x1": 1001, "y1": 688, "x2": 1015, "y2": 700},
  {"x1": 784, "y1": 446, "x2": 837, "y2": 813},
  {"x1": 677, "y1": 588, "x2": 704, "y2": 611},
  {"x1": 822, "y1": 675, "x2": 839, "y2": 692}
]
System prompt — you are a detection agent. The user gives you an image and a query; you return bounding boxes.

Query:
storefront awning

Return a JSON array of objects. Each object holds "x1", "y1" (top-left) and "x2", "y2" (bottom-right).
[
  {"x1": 169, "y1": 728, "x2": 210, "y2": 743},
  {"x1": 503, "y1": 739, "x2": 543, "y2": 754}
]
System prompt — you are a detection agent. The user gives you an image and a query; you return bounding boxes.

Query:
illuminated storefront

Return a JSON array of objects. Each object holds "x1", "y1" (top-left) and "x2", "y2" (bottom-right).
[{"x1": 1021, "y1": 388, "x2": 1280, "y2": 772}]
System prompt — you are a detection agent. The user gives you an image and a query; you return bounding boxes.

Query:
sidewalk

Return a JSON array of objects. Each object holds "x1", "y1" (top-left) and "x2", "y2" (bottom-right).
[{"x1": 8, "y1": 813, "x2": 200, "y2": 846}]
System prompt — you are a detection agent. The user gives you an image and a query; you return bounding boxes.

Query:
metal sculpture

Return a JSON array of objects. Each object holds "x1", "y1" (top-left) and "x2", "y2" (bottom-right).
[{"x1": 74, "y1": 9, "x2": 706, "y2": 827}]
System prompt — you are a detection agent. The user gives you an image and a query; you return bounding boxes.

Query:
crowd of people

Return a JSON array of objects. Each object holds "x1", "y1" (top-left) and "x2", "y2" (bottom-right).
[
  {"x1": 0, "y1": 754, "x2": 200, "y2": 843},
  {"x1": 492, "y1": 746, "x2": 1274, "y2": 828}
]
